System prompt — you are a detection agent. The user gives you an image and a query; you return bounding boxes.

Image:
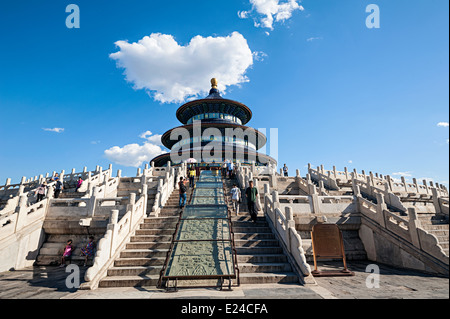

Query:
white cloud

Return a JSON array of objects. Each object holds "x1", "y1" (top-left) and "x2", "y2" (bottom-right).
[
  {"x1": 110, "y1": 32, "x2": 254, "y2": 104},
  {"x1": 306, "y1": 37, "x2": 323, "y2": 42},
  {"x1": 104, "y1": 131, "x2": 165, "y2": 167},
  {"x1": 348, "y1": 160, "x2": 353, "y2": 164},
  {"x1": 139, "y1": 130, "x2": 163, "y2": 145},
  {"x1": 239, "y1": 0, "x2": 304, "y2": 30},
  {"x1": 392, "y1": 171, "x2": 413, "y2": 177},
  {"x1": 43, "y1": 128, "x2": 64, "y2": 133},
  {"x1": 238, "y1": 11, "x2": 249, "y2": 19},
  {"x1": 437, "y1": 122, "x2": 449, "y2": 127},
  {"x1": 253, "y1": 51, "x2": 268, "y2": 62}
]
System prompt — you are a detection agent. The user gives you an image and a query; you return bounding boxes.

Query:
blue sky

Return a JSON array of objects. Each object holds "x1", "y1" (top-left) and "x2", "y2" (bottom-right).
[{"x1": 0, "y1": 0, "x2": 448, "y2": 185}]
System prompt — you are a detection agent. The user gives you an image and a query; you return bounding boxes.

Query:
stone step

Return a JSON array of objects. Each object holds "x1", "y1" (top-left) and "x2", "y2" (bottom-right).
[
  {"x1": 233, "y1": 232, "x2": 275, "y2": 240},
  {"x1": 238, "y1": 272, "x2": 298, "y2": 284},
  {"x1": 139, "y1": 224, "x2": 176, "y2": 232},
  {"x1": 98, "y1": 275, "x2": 159, "y2": 288},
  {"x1": 238, "y1": 262, "x2": 292, "y2": 273},
  {"x1": 58, "y1": 192, "x2": 86, "y2": 199},
  {"x1": 439, "y1": 241, "x2": 449, "y2": 249},
  {"x1": 143, "y1": 216, "x2": 179, "y2": 224},
  {"x1": 232, "y1": 216, "x2": 266, "y2": 222},
  {"x1": 120, "y1": 249, "x2": 169, "y2": 258},
  {"x1": 304, "y1": 251, "x2": 368, "y2": 262},
  {"x1": 233, "y1": 226, "x2": 272, "y2": 233},
  {"x1": 126, "y1": 242, "x2": 171, "y2": 250},
  {"x1": 35, "y1": 254, "x2": 91, "y2": 266},
  {"x1": 135, "y1": 229, "x2": 176, "y2": 236},
  {"x1": 236, "y1": 246, "x2": 283, "y2": 255},
  {"x1": 424, "y1": 229, "x2": 449, "y2": 237},
  {"x1": 421, "y1": 224, "x2": 449, "y2": 231},
  {"x1": 159, "y1": 209, "x2": 182, "y2": 215},
  {"x1": 107, "y1": 266, "x2": 163, "y2": 277},
  {"x1": 237, "y1": 254, "x2": 288, "y2": 264},
  {"x1": 234, "y1": 239, "x2": 280, "y2": 248},
  {"x1": 114, "y1": 257, "x2": 166, "y2": 267},
  {"x1": 232, "y1": 220, "x2": 268, "y2": 227},
  {"x1": 130, "y1": 235, "x2": 173, "y2": 243},
  {"x1": 140, "y1": 220, "x2": 178, "y2": 228},
  {"x1": 39, "y1": 244, "x2": 86, "y2": 256},
  {"x1": 419, "y1": 219, "x2": 449, "y2": 226}
]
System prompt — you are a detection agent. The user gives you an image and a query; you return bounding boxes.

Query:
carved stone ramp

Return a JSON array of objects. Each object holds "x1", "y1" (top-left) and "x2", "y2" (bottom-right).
[{"x1": 158, "y1": 171, "x2": 239, "y2": 291}]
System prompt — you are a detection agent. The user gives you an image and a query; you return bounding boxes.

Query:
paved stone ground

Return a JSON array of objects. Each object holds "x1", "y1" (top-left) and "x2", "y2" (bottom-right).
[
  {"x1": 310, "y1": 261, "x2": 449, "y2": 299},
  {"x1": 0, "y1": 261, "x2": 447, "y2": 299}
]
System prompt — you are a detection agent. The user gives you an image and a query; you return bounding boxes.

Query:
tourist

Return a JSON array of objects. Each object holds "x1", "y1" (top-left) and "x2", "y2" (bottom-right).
[
  {"x1": 227, "y1": 161, "x2": 234, "y2": 178},
  {"x1": 283, "y1": 164, "x2": 288, "y2": 177},
  {"x1": 35, "y1": 182, "x2": 47, "y2": 203},
  {"x1": 80, "y1": 236, "x2": 96, "y2": 267},
  {"x1": 230, "y1": 184, "x2": 241, "y2": 215},
  {"x1": 54, "y1": 177, "x2": 63, "y2": 199},
  {"x1": 222, "y1": 162, "x2": 227, "y2": 178},
  {"x1": 179, "y1": 177, "x2": 187, "y2": 208},
  {"x1": 232, "y1": 166, "x2": 237, "y2": 179},
  {"x1": 245, "y1": 180, "x2": 258, "y2": 223},
  {"x1": 60, "y1": 239, "x2": 73, "y2": 267},
  {"x1": 75, "y1": 177, "x2": 83, "y2": 192},
  {"x1": 188, "y1": 167, "x2": 196, "y2": 188}
]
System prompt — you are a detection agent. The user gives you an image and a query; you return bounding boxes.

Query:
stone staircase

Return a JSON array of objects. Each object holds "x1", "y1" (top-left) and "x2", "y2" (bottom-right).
[
  {"x1": 99, "y1": 176, "x2": 301, "y2": 288},
  {"x1": 297, "y1": 229, "x2": 367, "y2": 263},
  {"x1": 232, "y1": 215, "x2": 299, "y2": 284},
  {"x1": 35, "y1": 187, "x2": 95, "y2": 266},
  {"x1": 254, "y1": 178, "x2": 368, "y2": 266},
  {"x1": 418, "y1": 212, "x2": 449, "y2": 256},
  {"x1": 224, "y1": 178, "x2": 299, "y2": 285},
  {"x1": 36, "y1": 235, "x2": 96, "y2": 266},
  {"x1": 98, "y1": 189, "x2": 186, "y2": 288}
]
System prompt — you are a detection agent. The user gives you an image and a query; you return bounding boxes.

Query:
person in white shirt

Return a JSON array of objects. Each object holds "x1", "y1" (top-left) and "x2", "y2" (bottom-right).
[
  {"x1": 35, "y1": 182, "x2": 47, "y2": 203},
  {"x1": 230, "y1": 184, "x2": 241, "y2": 214}
]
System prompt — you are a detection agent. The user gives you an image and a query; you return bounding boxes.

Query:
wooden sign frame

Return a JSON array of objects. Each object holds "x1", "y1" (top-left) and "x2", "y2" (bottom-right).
[{"x1": 310, "y1": 224, "x2": 355, "y2": 277}]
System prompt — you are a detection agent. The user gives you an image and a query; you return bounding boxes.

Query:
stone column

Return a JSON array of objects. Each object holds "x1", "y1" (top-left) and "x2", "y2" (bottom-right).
[
  {"x1": 14, "y1": 195, "x2": 28, "y2": 232},
  {"x1": 264, "y1": 183, "x2": 270, "y2": 214},
  {"x1": 285, "y1": 206, "x2": 295, "y2": 249},
  {"x1": 88, "y1": 187, "x2": 99, "y2": 218},
  {"x1": 310, "y1": 187, "x2": 320, "y2": 215},
  {"x1": 431, "y1": 188, "x2": 442, "y2": 215},
  {"x1": 412, "y1": 178, "x2": 419, "y2": 193},
  {"x1": 408, "y1": 208, "x2": 421, "y2": 249},
  {"x1": 376, "y1": 193, "x2": 387, "y2": 228},
  {"x1": 129, "y1": 193, "x2": 137, "y2": 206},
  {"x1": 272, "y1": 190, "x2": 280, "y2": 210}
]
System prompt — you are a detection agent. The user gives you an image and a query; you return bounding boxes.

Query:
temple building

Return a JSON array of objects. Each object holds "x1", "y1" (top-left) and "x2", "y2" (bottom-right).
[{"x1": 151, "y1": 78, "x2": 277, "y2": 167}]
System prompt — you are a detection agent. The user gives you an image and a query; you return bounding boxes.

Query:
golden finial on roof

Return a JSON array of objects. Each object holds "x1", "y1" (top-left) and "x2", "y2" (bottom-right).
[{"x1": 211, "y1": 78, "x2": 218, "y2": 89}]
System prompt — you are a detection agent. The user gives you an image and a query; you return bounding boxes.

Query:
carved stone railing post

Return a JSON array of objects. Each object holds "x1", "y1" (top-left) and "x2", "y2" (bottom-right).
[
  {"x1": 408, "y1": 208, "x2": 421, "y2": 249},
  {"x1": 376, "y1": 193, "x2": 387, "y2": 228}
]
